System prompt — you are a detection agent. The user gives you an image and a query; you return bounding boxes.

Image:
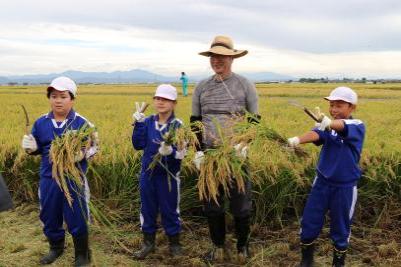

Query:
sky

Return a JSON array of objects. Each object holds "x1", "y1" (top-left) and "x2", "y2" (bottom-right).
[{"x1": 1, "y1": 0, "x2": 401, "y2": 78}]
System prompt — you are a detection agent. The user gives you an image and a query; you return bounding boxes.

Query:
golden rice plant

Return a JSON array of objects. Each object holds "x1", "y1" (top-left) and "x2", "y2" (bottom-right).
[
  {"x1": 148, "y1": 122, "x2": 201, "y2": 191},
  {"x1": 49, "y1": 124, "x2": 96, "y2": 206},
  {"x1": 195, "y1": 115, "x2": 309, "y2": 204}
]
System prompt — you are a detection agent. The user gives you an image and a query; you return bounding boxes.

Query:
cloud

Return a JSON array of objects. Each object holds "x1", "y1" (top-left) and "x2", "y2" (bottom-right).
[{"x1": 0, "y1": 0, "x2": 400, "y2": 77}]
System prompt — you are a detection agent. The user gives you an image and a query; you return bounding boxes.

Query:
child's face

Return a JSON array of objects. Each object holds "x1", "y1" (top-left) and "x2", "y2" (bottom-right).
[
  {"x1": 153, "y1": 97, "x2": 176, "y2": 114},
  {"x1": 49, "y1": 90, "x2": 74, "y2": 116},
  {"x1": 328, "y1": 100, "x2": 355, "y2": 119}
]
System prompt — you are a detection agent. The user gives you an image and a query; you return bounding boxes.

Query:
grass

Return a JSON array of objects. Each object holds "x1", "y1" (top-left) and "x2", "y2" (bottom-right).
[{"x1": 1, "y1": 83, "x2": 401, "y2": 265}]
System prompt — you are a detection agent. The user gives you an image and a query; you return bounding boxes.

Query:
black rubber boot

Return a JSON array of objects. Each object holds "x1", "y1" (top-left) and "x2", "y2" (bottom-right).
[
  {"x1": 168, "y1": 234, "x2": 182, "y2": 256},
  {"x1": 299, "y1": 242, "x2": 315, "y2": 267},
  {"x1": 73, "y1": 234, "x2": 91, "y2": 267},
  {"x1": 332, "y1": 248, "x2": 346, "y2": 267},
  {"x1": 40, "y1": 238, "x2": 65, "y2": 265},
  {"x1": 202, "y1": 245, "x2": 227, "y2": 264},
  {"x1": 207, "y1": 215, "x2": 226, "y2": 247},
  {"x1": 133, "y1": 233, "x2": 156, "y2": 260},
  {"x1": 202, "y1": 215, "x2": 227, "y2": 263},
  {"x1": 234, "y1": 216, "x2": 251, "y2": 263}
]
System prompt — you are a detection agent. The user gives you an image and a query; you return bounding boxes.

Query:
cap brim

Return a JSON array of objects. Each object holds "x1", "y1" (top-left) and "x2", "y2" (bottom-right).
[
  {"x1": 324, "y1": 96, "x2": 355, "y2": 104},
  {"x1": 47, "y1": 86, "x2": 68, "y2": 92},
  {"x1": 199, "y1": 47, "x2": 248, "y2": 58},
  {"x1": 154, "y1": 94, "x2": 176, "y2": 101}
]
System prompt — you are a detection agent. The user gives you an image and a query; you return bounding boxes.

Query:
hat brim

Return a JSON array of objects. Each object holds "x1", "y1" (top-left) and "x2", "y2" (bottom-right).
[
  {"x1": 154, "y1": 93, "x2": 177, "y2": 101},
  {"x1": 199, "y1": 46, "x2": 248, "y2": 58},
  {"x1": 47, "y1": 86, "x2": 76, "y2": 97},
  {"x1": 324, "y1": 96, "x2": 356, "y2": 104}
]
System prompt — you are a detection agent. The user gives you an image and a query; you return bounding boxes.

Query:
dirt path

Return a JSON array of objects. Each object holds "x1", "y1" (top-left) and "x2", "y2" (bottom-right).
[{"x1": 1, "y1": 203, "x2": 401, "y2": 266}]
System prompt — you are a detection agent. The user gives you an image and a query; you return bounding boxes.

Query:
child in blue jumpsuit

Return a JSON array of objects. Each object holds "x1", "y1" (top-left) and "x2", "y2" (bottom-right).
[
  {"x1": 287, "y1": 86, "x2": 365, "y2": 267},
  {"x1": 21, "y1": 76, "x2": 98, "y2": 266},
  {"x1": 131, "y1": 84, "x2": 186, "y2": 259}
]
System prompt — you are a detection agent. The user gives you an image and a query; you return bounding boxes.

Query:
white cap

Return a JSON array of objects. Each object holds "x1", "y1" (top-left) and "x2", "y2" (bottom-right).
[
  {"x1": 47, "y1": 76, "x2": 77, "y2": 97},
  {"x1": 324, "y1": 86, "x2": 357, "y2": 105},
  {"x1": 154, "y1": 84, "x2": 177, "y2": 101}
]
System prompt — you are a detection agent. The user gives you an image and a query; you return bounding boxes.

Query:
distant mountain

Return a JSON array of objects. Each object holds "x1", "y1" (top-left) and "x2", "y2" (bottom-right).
[
  {"x1": 240, "y1": 72, "x2": 295, "y2": 82},
  {"x1": 0, "y1": 69, "x2": 295, "y2": 84},
  {"x1": 0, "y1": 69, "x2": 176, "y2": 84}
]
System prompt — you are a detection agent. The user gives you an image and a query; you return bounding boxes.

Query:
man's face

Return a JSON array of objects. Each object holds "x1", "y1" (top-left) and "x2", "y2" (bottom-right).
[
  {"x1": 49, "y1": 90, "x2": 74, "y2": 116},
  {"x1": 210, "y1": 54, "x2": 233, "y2": 76}
]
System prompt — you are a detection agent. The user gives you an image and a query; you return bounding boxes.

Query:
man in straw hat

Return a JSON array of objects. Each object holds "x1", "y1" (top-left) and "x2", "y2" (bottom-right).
[{"x1": 190, "y1": 35, "x2": 259, "y2": 263}]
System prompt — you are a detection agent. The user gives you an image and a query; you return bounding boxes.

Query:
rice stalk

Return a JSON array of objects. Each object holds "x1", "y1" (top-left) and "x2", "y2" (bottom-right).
[
  {"x1": 147, "y1": 122, "x2": 201, "y2": 191},
  {"x1": 49, "y1": 124, "x2": 96, "y2": 207}
]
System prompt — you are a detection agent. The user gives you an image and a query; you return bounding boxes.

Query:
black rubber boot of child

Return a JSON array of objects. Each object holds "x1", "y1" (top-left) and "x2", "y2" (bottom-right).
[
  {"x1": 234, "y1": 216, "x2": 251, "y2": 263},
  {"x1": 332, "y1": 248, "x2": 346, "y2": 267},
  {"x1": 73, "y1": 234, "x2": 91, "y2": 267},
  {"x1": 299, "y1": 242, "x2": 315, "y2": 267},
  {"x1": 40, "y1": 238, "x2": 65, "y2": 265},
  {"x1": 168, "y1": 234, "x2": 183, "y2": 256},
  {"x1": 133, "y1": 233, "x2": 156, "y2": 260}
]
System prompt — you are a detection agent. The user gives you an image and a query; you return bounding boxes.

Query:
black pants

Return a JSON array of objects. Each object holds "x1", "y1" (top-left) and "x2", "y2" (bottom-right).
[
  {"x1": 203, "y1": 179, "x2": 252, "y2": 218},
  {"x1": 203, "y1": 179, "x2": 252, "y2": 248}
]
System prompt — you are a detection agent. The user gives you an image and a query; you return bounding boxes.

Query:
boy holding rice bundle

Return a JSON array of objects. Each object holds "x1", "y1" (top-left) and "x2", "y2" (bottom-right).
[
  {"x1": 131, "y1": 84, "x2": 186, "y2": 259},
  {"x1": 21, "y1": 76, "x2": 98, "y2": 266},
  {"x1": 287, "y1": 86, "x2": 365, "y2": 267}
]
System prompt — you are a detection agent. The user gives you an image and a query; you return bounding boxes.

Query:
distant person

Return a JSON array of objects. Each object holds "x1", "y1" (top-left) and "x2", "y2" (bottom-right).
[
  {"x1": 180, "y1": 72, "x2": 188, "y2": 96},
  {"x1": 131, "y1": 84, "x2": 186, "y2": 259},
  {"x1": 287, "y1": 87, "x2": 365, "y2": 267},
  {"x1": 21, "y1": 76, "x2": 98, "y2": 266},
  {"x1": 190, "y1": 35, "x2": 259, "y2": 264}
]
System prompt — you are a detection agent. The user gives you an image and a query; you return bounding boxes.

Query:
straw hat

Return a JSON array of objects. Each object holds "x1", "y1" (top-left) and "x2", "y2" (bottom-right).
[{"x1": 199, "y1": 35, "x2": 248, "y2": 58}]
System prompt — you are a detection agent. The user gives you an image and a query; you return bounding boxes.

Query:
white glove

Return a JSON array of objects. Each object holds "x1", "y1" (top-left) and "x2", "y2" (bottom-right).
[
  {"x1": 287, "y1": 136, "x2": 300, "y2": 147},
  {"x1": 132, "y1": 102, "x2": 146, "y2": 123},
  {"x1": 234, "y1": 143, "x2": 248, "y2": 158},
  {"x1": 22, "y1": 134, "x2": 38, "y2": 153},
  {"x1": 193, "y1": 151, "x2": 205, "y2": 170},
  {"x1": 175, "y1": 148, "x2": 187, "y2": 160},
  {"x1": 74, "y1": 150, "x2": 85, "y2": 162},
  {"x1": 158, "y1": 141, "x2": 173, "y2": 156},
  {"x1": 174, "y1": 141, "x2": 188, "y2": 160},
  {"x1": 317, "y1": 115, "x2": 332, "y2": 131}
]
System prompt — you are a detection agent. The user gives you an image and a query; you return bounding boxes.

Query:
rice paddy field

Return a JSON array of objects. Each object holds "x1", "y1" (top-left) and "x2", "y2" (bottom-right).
[{"x1": 1, "y1": 82, "x2": 401, "y2": 266}]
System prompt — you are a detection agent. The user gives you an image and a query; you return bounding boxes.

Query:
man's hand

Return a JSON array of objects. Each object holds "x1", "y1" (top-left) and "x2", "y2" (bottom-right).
[
  {"x1": 234, "y1": 143, "x2": 248, "y2": 158},
  {"x1": 132, "y1": 102, "x2": 146, "y2": 123},
  {"x1": 193, "y1": 151, "x2": 205, "y2": 170},
  {"x1": 158, "y1": 141, "x2": 173, "y2": 156},
  {"x1": 287, "y1": 136, "x2": 300, "y2": 147},
  {"x1": 21, "y1": 134, "x2": 38, "y2": 153}
]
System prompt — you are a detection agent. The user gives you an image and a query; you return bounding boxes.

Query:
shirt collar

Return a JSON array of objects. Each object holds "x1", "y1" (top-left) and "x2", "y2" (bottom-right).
[
  {"x1": 155, "y1": 112, "x2": 175, "y2": 124},
  {"x1": 46, "y1": 109, "x2": 76, "y2": 120}
]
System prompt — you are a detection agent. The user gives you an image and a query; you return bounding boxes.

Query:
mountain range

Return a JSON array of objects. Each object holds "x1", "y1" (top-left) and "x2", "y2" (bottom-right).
[{"x1": 0, "y1": 69, "x2": 295, "y2": 84}]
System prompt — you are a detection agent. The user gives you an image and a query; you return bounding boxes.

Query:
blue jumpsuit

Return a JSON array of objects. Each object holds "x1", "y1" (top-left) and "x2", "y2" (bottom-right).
[
  {"x1": 132, "y1": 114, "x2": 183, "y2": 236},
  {"x1": 300, "y1": 119, "x2": 365, "y2": 250},
  {"x1": 31, "y1": 109, "x2": 97, "y2": 242}
]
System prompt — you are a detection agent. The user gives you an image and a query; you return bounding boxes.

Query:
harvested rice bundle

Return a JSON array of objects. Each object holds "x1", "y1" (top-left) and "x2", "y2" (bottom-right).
[
  {"x1": 196, "y1": 115, "x2": 308, "y2": 204},
  {"x1": 148, "y1": 122, "x2": 201, "y2": 191},
  {"x1": 50, "y1": 124, "x2": 96, "y2": 206}
]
